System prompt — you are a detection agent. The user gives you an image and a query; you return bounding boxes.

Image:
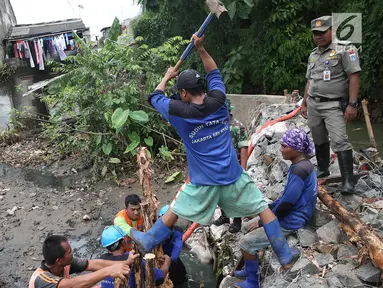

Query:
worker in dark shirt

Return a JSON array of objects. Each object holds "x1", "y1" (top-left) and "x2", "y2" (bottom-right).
[
  {"x1": 99, "y1": 226, "x2": 171, "y2": 288},
  {"x1": 234, "y1": 129, "x2": 318, "y2": 288},
  {"x1": 29, "y1": 235, "x2": 138, "y2": 288}
]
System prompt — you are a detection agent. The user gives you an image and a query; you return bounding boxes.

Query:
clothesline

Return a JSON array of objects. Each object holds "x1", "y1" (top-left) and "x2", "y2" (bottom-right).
[
  {"x1": 7, "y1": 32, "x2": 79, "y2": 70},
  {"x1": 6, "y1": 29, "x2": 86, "y2": 42}
]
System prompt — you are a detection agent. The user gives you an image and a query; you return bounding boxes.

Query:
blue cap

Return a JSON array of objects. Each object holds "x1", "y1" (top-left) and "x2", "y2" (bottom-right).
[{"x1": 101, "y1": 226, "x2": 126, "y2": 248}]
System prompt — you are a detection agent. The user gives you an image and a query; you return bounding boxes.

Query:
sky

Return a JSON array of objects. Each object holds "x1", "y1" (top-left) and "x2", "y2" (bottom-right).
[{"x1": 10, "y1": 0, "x2": 141, "y2": 37}]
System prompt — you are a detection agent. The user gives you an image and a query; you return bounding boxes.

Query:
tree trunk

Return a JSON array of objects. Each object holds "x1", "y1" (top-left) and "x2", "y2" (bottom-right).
[
  {"x1": 145, "y1": 253, "x2": 156, "y2": 288},
  {"x1": 137, "y1": 147, "x2": 174, "y2": 288},
  {"x1": 318, "y1": 185, "x2": 383, "y2": 270}
]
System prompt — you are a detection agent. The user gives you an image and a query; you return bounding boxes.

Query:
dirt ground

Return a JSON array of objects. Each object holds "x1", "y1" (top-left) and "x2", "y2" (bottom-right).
[{"x1": 0, "y1": 138, "x2": 187, "y2": 287}]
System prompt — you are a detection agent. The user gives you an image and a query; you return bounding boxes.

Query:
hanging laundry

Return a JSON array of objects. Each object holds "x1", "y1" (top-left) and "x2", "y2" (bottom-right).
[
  {"x1": 13, "y1": 43, "x2": 18, "y2": 58},
  {"x1": 54, "y1": 35, "x2": 67, "y2": 61},
  {"x1": 34, "y1": 40, "x2": 40, "y2": 64},
  {"x1": 65, "y1": 33, "x2": 69, "y2": 46},
  {"x1": 38, "y1": 39, "x2": 45, "y2": 70},
  {"x1": 24, "y1": 41, "x2": 35, "y2": 68}
]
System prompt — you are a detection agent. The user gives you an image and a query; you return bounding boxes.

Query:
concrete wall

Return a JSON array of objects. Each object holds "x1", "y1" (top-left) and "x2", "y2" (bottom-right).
[
  {"x1": 227, "y1": 94, "x2": 286, "y2": 127},
  {"x1": 0, "y1": 0, "x2": 16, "y2": 64}
]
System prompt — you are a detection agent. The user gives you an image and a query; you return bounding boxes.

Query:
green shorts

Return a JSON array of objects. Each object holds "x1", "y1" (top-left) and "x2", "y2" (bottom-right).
[{"x1": 170, "y1": 171, "x2": 268, "y2": 225}]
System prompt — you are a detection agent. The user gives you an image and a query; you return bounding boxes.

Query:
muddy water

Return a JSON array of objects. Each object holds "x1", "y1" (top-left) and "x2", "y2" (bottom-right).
[{"x1": 347, "y1": 120, "x2": 383, "y2": 150}]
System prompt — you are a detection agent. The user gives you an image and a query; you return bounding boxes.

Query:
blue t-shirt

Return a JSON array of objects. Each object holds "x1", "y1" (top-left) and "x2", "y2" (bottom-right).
[
  {"x1": 149, "y1": 69, "x2": 243, "y2": 186},
  {"x1": 270, "y1": 160, "x2": 318, "y2": 230},
  {"x1": 163, "y1": 226, "x2": 183, "y2": 262},
  {"x1": 100, "y1": 253, "x2": 165, "y2": 288}
]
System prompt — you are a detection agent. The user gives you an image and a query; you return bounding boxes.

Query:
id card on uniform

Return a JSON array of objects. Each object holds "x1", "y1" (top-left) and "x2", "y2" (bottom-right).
[{"x1": 323, "y1": 69, "x2": 331, "y2": 81}]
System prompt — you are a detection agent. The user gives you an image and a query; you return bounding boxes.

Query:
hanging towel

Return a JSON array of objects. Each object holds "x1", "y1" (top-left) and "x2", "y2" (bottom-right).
[{"x1": 25, "y1": 42, "x2": 35, "y2": 68}]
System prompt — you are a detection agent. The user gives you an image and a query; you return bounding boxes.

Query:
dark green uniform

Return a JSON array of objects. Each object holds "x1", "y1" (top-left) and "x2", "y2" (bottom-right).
[{"x1": 231, "y1": 118, "x2": 249, "y2": 156}]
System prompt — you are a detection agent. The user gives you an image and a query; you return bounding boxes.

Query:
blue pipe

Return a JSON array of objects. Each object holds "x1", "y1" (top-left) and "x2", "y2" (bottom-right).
[{"x1": 180, "y1": 13, "x2": 215, "y2": 61}]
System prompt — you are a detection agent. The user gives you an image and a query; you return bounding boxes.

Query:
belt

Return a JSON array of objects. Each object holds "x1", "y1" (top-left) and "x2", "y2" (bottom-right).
[{"x1": 309, "y1": 96, "x2": 342, "y2": 102}]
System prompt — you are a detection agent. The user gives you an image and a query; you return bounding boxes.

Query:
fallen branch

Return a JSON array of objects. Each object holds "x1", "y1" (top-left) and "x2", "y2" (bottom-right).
[
  {"x1": 145, "y1": 253, "x2": 156, "y2": 288},
  {"x1": 318, "y1": 185, "x2": 383, "y2": 270}
]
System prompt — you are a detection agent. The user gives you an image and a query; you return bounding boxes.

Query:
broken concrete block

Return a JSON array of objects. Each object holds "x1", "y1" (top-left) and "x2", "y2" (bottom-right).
[
  {"x1": 316, "y1": 219, "x2": 341, "y2": 244},
  {"x1": 210, "y1": 223, "x2": 229, "y2": 241},
  {"x1": 355, "y1": 178, "x2": 370, "y2": 193},
  {"x1": 368, "y1": 172, "x2": 382, "y2": 187},
  {"x1": 290, "y1": 258, "x2": 320, "y2": 275},
  {"x1": 364, "y1": 189, "x2": 380, "y2": 198},
  {"x1": 314, "y1": 252, "x2": 334, "y2": 267},
  {"x1": 310, "y1": 207, "x2": 333, "y2": 227},
  {"x1": 290, "y1": 276, "x2": 329, "y2": 288},
  {"x1": 356, "y1": 262, "x2": 381, "y2": 283},
  {"x1": 219, "y1": 276, "x2": 241, "y2": 288},
  {"x1": 330, "y1": 263, "x2": 363, "y2": 287},
  {"x1": 297, "y1": 228, "x2": 318, "y2": 247},
  {"x1": 336, "y1": 245, "x2": 358, "y2": 261}
]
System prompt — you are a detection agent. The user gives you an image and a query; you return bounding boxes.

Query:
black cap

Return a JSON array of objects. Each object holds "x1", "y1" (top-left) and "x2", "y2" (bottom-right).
[{"x1": 176, "y1": 69, "x2": 206, "y2": 90}]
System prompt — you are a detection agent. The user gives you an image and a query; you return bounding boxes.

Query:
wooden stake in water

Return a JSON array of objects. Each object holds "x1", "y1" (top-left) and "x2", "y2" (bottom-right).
[{"x1": 361, "y1": 99, "x2": 377, "y2": 148}]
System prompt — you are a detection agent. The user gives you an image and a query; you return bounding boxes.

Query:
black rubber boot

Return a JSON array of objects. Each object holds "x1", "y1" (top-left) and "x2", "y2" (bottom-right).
[
  {"x1": 315, "y1": 143, "x2": 330, "y2": 178},
  {"x1": 229, "y1": 217, "x2": 242, "y2": 233},
  {"x1": 213, "y1": 210, "x2": 230, "y2": 226},
  {"x1": 337, "y1": 150, "x2": 356, "y2": 195}
]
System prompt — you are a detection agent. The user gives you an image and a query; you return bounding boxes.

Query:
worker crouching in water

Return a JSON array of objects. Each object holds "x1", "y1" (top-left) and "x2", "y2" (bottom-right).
[
  {"x1": 29, "y1": 235, "x2": 138, "y2": 288},
  {"x1": 158, "y1": 205, "x2": 188, "y2": 285},
  {"x1": 100, "y1": 226, "x2": 171, "y2": 288},
  {"x1": 234, "y1": 129, "x2": 318, "y2": 288},
  {"x1": 114, "y1": 194, "x2": 144, "y2": 252}
]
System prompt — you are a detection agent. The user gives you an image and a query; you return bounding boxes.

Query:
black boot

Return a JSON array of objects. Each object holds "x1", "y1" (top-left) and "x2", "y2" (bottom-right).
[
  {"x1": 337, "y1": 150, "x2": 356, "y2": 195},
  {"x1": 213, "y1": 210, "x2": 230, "y2": 226},
  {"x1": 229, "y1": 217, "x2": 241, "y2": 233},
  {"x1": 315, "y1": 143, "x2": 330, "y2": 178}
]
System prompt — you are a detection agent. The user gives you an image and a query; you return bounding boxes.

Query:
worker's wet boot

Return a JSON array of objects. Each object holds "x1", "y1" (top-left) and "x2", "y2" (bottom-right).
[
  {"x1": 213, "y1": 210, "x2": 230, "y2": 226},
  {"x1": 234, "y1": 266, "x2": 249, "y2": 278},
  {"x1": 130, "y1": 218, "x2": 172, "y2": 253},
  {"x1": 234, "y1": 259, "x2": 259, "y2": 288},
  {"x1": 263, "y1": 218, "x2": 300, "y2": 270},
  {"x1": 229, "y1": 218, "x2": 242, "y2": 233},
  {"x1": 337, "y1": 150, "x2": 356, "y2": 195},
  {"x1": 315, "y1": 143, "x2": 330, "y2": 178}
]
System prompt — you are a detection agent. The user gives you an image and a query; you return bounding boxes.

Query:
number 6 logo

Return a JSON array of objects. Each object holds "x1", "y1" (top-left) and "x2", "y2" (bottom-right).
[{"x1": 333, "y1": 13, "x2": 362, "y2": 44}]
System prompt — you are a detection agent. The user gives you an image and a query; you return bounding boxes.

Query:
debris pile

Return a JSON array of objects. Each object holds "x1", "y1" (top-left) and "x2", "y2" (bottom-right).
[{"x1": 186, "y1": 103, "x2": 383, "y2": 288}]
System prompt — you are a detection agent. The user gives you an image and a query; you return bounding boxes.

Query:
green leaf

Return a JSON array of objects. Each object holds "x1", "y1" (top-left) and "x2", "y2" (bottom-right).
[
  {"x1": 243, "y1": 0, "x2": 254, "y2": 7},
  {"x1": 128, "y1": 131, "x2": 140, "y2": 143},
  {"x1": 111, "y1": 108, "x2": 129, "y2": 130},
  {"x1": 101, "y1": 165, "x2": 108, "y2": 177},
  {"x1": 96, "y1": 135, "x2": 102, "y2": 146},
  {"x1": 124, "y1": 141, "x2": 139, "y2": 154},
  {"x1": 165, "y1": 171, "x2": 183, "y2": 184},
  {"x1": 144, "y1": 137, "x2": 154, "y2": 147},
  {"x1": 228, "y1": 1, "x2": 237, "y2": 19},
  {"x1": 102, "y1": 143, "x2": 112, "y2": 155},
  {"x1": 107, "y1": 17, "x2": 121, "y2": 42},
  {"x1": 109, "y1": 157, "x2": 121, "y2": 164},
  {"x1": 129, "y1": 110, "x2": 149, "y2": 123}
]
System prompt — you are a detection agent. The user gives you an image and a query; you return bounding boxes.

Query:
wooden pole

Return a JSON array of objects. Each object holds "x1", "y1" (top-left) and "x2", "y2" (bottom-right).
[
  {"x1": 317, "y1": 185, "x2": 383, "y2": 270},
  {"x1": 361, "y1": 99, "x2": 377, "y2": 148},
  {"x1": 145, "y1": 253, "x2": 156, "y2": 288}
]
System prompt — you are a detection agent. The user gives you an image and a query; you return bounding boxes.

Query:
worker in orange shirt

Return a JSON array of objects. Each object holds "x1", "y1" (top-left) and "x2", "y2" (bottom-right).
[{"x1": 114, "y1": 194, "x2": 144, "y2": 252}]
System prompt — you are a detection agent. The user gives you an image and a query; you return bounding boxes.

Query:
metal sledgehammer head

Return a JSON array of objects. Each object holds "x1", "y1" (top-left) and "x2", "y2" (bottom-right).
[{"x1": 206, "y1": 0, "x2": 228, "y2": 19}]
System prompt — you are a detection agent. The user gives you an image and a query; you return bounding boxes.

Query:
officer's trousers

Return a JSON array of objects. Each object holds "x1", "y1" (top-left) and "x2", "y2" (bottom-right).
[{"x1": 307, "y1": 97, "x2": 353, "y2": 152}]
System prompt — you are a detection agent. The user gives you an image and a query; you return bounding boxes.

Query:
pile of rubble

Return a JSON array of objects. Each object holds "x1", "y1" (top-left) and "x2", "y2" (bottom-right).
[{"x1": 185, "y1": 103, "x2": 383, "y2": 288}]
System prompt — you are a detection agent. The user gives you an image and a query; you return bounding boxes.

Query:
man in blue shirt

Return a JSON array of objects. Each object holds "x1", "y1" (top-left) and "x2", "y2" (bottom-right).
[
  {"x1": 235, "y1": 129, "x2": 317, "y2": 287},
  {"x1": 130, "y1": 35, "x2": 299, "y2": 288},
  {"x1": 100, "y1": 226, "x2": 171, "y2": 288}
]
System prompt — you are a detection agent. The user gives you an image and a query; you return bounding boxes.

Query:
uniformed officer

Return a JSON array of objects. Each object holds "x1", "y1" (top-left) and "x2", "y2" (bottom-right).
[{"x1": 301, "y1": 16, "x2": 361, "y2": 195}]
